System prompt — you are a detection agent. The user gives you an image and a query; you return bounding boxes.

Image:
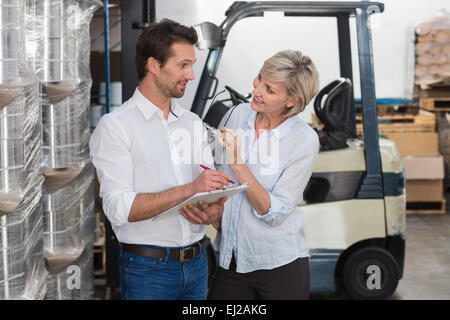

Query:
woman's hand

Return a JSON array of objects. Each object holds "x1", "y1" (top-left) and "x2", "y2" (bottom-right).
[
  {"x1": 179, "y1": 197, "x2": 228, "y2": 225},
  {"x1": 219, "y1": 127, "x2": 244, "y2": 167}
]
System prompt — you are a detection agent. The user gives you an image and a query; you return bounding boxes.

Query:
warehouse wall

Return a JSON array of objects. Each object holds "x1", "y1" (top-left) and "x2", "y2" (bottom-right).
[{"x1": 155, "y1": 0, "x2": 450, "y2": 122}]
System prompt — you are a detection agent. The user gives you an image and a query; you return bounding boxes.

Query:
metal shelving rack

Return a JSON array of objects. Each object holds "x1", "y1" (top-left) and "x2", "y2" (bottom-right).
[
  {"x1": 93, "y1": 0, "x2": 155, "y2": 299},
  {"x1": 103, "y1": 0, "x2": 111, "y2": 114}
]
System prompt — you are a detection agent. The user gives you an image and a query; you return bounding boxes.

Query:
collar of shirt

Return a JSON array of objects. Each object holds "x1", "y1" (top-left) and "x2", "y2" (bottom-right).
[
  {"x1": 131, "y1": 87, "x2": 184, "y2": 123},
  {"x1": 246, "y1": 108, "x2": 298, "y2": 140}
]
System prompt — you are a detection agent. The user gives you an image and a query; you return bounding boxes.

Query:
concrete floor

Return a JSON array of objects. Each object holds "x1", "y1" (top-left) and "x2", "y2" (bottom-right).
[
  {"x1": 94, "y1": 194, "x2": 450, "y2": 300},
  {"x1": 312, "y1": 191, "x2": 450, "y2": 300},
  {"x1": 390, "y1": 213, "x2": 450, "y2": 300}
]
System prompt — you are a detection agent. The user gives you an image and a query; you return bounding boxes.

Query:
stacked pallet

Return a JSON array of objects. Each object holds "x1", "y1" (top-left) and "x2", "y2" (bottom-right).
[
  {"x1": 413, "y1": 11, "x2": 450, "y2": 202},
  {"x1": 419, "y1": 97, "x2": 450, "y2": 194},
  {"x1": 42, "y1": 163, "x2": 96, "y2": 300},
  {"x1": 356, "y1": 100, "x2": 446, "y2": 214},
  {"x1": 415, "y1": 10, "x2": 450, "y2": 89},
  {"x1": 25, "y1": 0, "x2": 101, "y2": 299},
  {"x1": 356, "y1": 103, "x2": 438, "y2": 157},
  {"x1": 0, "y1": 0, "x2": 48, "y2": 299}
]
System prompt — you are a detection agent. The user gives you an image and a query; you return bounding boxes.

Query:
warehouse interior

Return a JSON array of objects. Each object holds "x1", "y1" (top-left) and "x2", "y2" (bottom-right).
[{"x1": 1, "y1": 0, "x2": 450, "y2": 301}]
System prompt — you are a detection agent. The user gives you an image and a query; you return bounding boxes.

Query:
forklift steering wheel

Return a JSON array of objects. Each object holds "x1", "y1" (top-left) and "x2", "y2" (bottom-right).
[{"x1": 225, "y1": 85, "x2": 251, "y2": 105}]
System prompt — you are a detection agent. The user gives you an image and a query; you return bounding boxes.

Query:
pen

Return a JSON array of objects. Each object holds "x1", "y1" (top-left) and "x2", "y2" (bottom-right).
[{"x1": 200, "y1": 164, "x2": 235, "y2": 184}]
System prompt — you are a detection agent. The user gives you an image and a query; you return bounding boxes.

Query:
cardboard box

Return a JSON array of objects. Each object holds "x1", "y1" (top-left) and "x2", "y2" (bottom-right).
[
  {"x1": 384, "y1": 132, "x2": 438, "y2": 156},
  {"x1": 404, "y1": 154, "x2": 444, "y2": 202},
  {"x1": 403, "y1": 154, "x2": 444, "y2": 180},
  {"x1": 406, "y1": 180, "x2": 443, "y2": 202}
]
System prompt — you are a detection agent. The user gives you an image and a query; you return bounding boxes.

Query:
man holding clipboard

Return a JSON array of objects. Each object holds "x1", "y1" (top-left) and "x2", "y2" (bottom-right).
[{"x1": 89, "y1": 19, "x2": 234, "y2": 300}]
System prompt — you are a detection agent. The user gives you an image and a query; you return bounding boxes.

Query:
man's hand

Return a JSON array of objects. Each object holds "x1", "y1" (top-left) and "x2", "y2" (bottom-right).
[
  {"x1": 212, "y1": 216, "x2": 222, "y2": 232},
  {"x1": 179, "y1": 197, "x2": 227, "y2": 225},
  {"x1": 191, "y1": 170, "x2": 232, "y2": 194}
]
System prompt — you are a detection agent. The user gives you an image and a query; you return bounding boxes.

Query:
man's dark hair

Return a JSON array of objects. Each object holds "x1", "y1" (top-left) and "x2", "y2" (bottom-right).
[{"x1": 135, "y1": 18, "x2": 198, "y2": 81}]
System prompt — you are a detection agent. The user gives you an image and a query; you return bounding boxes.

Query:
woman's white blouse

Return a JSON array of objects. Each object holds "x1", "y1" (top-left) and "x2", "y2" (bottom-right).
[{"x1": 215, "y1": 103, "x2": 320, "y2": 273}]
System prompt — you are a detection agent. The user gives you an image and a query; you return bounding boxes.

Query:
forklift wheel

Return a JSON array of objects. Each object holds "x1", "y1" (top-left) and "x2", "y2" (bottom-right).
[{"x1": 342, "y1": 246, "x2": 400, "y2": 300}]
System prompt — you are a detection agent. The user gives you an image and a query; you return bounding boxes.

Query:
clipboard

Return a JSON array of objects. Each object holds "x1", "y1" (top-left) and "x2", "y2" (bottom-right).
[{"x1": 152, "y1": 183, "x2": 248, "y2": 221}]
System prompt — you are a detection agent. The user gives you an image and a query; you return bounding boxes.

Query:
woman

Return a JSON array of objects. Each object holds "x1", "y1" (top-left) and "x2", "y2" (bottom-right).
[
  {"x1": 216, "y1": 49, "x2": 322, "y2": 300},
  {"x1": 181, "y1": 50, "x2": 320, "y2": 299}
]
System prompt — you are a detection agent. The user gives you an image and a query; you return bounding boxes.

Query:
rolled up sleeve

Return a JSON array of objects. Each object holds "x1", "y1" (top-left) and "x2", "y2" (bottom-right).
[
  {"x1": 89, "y1": 115, "x2": 136, "y2": 228},
  {"x1": 252, "y1": 136, "x2": 320, "y2": 224}
]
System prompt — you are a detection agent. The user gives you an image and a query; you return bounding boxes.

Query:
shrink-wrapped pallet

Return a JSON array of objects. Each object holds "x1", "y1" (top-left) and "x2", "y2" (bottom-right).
[
  {"x1": 0, "y1": 175, "x2": 48, "y2": 300},
  {"x1": 1, "y1": 0, "x2": 41, "y2": 213},
  {"x1": 26, "y1": 0, "x2": 101, "y2": 169},
  {"x1": 415, "y1": 10, "x2": 450, "y2": 87}
]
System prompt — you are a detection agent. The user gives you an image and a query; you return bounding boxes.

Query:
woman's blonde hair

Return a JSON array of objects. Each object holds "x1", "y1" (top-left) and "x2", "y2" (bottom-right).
[{"x1": 261, "y1": 50, "x2": 320, "y2": 117}]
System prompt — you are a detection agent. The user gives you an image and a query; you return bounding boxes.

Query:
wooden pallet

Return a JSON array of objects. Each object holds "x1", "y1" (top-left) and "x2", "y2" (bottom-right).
[
  {"x1": 421, "y1": 98, "x2": 450, "y2": 112},
  {"x1": 406, "y1": 199, "x2": 447, "y2": 215},
  {"x1": 356, "y1": 103, "x2": 419, "y2": 117},
  {"x1": 414, "y1": 85, "x2": 450, "y2": 99},
  {"x1": 356, "y1": 110, "x2": 436, "y2": 135}
]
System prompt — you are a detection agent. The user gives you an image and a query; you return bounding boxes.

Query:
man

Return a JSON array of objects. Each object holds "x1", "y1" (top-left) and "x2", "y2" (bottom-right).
[{"x1": 90, "y1": 19, "x2": 231, "y2": 300}]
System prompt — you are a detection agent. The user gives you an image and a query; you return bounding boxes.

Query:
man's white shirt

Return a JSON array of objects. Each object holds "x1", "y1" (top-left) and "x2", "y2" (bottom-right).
[{"x1": 89, "y1": 87, "x2": 214, "y2": 247}]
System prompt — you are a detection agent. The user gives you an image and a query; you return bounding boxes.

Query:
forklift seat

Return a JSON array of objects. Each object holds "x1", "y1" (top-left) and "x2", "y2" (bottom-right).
[
  {"x1": 314, "y1": 78, "x2": 353, "y2": 151},
  {"x1": 203, "y1": 100, "x2": 230, "y2": 129}
]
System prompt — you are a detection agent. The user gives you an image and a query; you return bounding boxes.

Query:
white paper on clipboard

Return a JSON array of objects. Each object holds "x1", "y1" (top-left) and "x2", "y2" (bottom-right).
[{"x1": 152, "y1": 183, "x2": 248, "y2": 221}]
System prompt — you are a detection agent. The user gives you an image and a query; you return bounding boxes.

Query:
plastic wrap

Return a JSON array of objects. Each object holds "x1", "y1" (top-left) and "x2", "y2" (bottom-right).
[
  {"x1": 44, "y1": 206, "x2": 94, "y2": 274},
  {"x1": 0, "y1": 1, "x2": 38, "y2": 90},
  {"x1": 41, "y1": 81, "x2": 91, "y2": 169},
  {"x1": 0, "y1": 174, "x2": 48, "y2": 300},
  {"x1": 45, "y1": 235, "x2": 94, "y2": 300},
  {"x1": 43, "y1": 162, "x2": 94, "y2": 274},
  {"x1": 26, "y1": 0, "x2": 102, "y2": 96},
  {"x1": 0, "y1": 85, "x2": 41, "y2": 207},
  {"x1": 42, "y1": 161, "x2": 93, "y2": 213},
  {"x1": 25, "y1": 0, "x2": 101, "y2": 169},
  {"x1": 44, "y1": 161, "x2": 95, "y2": 300},
  {"x1": 415, "y1": 9, "x2": 450, "y2": 86},
  {"x1": 1, "y1": 0, "x2": 42, "y2": 213},
  {"x1": 42, "y1": 159, "x2": 91, "y2": 194},
  {"x1": 24, "y1": 0, "x2": 101, "y2": 299},
  {"x1": 26, "y1": 0, "x2": 79, "y2": 101},
  {"x1": 0, "y1": 176, "x2": 43, "y2": 247}
]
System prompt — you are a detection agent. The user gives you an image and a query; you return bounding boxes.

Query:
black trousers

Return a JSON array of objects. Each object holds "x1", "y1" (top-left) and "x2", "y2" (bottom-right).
[{"x1": 208, "y1": 255, "x2": 310, "y2": 300}]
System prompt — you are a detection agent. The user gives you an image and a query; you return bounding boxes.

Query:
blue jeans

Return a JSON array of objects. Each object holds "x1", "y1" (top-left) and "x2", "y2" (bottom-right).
[{"x1": 119, "y1": 243, "x2": 209, "y2": 300}]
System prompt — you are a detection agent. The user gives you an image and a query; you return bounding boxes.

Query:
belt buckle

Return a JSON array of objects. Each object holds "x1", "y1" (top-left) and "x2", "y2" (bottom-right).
[{"x1": 179, "y1": 247, "x2": 195, "y2": 262}]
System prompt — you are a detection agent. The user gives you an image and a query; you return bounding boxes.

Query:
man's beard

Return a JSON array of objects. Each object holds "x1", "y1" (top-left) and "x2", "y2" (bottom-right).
[
  {"x1": 169, "y1": 85, "x2": 184, "y2": 98},
  {"x1": 155, "y1": 75, "x2": 185, "y2": 98}
]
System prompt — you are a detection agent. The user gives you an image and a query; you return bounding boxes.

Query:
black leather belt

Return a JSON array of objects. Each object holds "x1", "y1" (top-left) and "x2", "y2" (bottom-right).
[{"x1": 122, "y1": 237, "x2": 210, "y2": 262}]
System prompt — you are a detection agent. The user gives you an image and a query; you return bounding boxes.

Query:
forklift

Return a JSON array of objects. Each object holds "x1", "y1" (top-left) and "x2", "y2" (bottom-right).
[{"x1": 191, "y1": 1, "x2": 406, "y2": 300}]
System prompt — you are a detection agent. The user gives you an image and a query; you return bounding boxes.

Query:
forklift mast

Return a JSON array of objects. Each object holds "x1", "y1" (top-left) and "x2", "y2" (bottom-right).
[{"x1": 192, "y1": 1, "x2": 385, "y2": 199}]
